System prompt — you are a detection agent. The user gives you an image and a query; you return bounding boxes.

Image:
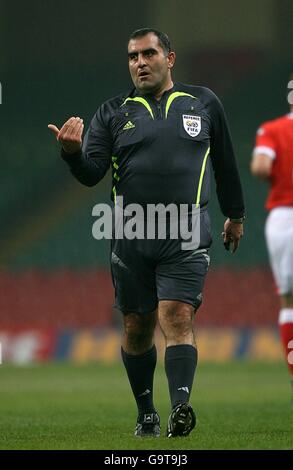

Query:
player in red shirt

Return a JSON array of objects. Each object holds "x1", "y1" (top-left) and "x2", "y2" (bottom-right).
[{"x1": 251, "y1": 79, "x2": 293, "y2": 390}]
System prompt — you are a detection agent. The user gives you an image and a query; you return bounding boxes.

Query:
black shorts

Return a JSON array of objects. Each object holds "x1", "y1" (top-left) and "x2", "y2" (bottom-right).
[{"x1": 111, "y1": 235, "x2": 210, "y2": 314}]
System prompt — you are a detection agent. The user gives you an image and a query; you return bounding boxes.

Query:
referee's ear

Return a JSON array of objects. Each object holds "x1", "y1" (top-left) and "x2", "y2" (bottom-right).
[{"x1": 167, "y1": 51, "x2": 176, "y2": 69}]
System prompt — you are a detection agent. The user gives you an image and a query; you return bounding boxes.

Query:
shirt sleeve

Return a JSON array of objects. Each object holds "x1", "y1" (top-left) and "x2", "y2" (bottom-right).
[
  {"x1": 253, "y1": 124, "x2": 276, "y2": 159},
  {"x1": 61, "y1": 104, "x2": 112, "y2": 186},
  {"x1": 208, "y1": 91, "x2": 245, "y2": 219}
]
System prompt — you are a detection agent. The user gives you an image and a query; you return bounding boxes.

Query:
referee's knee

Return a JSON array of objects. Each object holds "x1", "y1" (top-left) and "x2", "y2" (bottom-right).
[
  {"x1": 158, "y1": 301, "x2": 195, "y2": 343},
  {"x1": 122, "y1": 311, "x2": 157, "y2": 354}
]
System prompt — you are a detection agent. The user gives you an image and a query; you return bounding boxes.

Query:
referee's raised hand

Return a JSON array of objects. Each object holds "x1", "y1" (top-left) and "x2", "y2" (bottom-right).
[{"x1": 48, "y1": 117, "x2": 84, "y2": 154}]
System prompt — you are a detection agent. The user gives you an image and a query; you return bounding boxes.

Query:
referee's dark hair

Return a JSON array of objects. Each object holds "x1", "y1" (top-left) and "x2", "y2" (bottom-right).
[{"x1": 128, "y1": 28, "x2": 171, "y2": 55}]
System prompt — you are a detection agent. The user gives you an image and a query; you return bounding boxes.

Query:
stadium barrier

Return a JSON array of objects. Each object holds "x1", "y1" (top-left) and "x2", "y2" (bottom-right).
[{"x1": 0, "y1": 326, "x2": 282, "y2": 364}]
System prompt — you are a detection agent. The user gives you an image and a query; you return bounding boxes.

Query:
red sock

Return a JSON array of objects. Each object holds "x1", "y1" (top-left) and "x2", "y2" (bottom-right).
[{"x1": 279, "y1": 309, "x2": 293, "y2": 377}]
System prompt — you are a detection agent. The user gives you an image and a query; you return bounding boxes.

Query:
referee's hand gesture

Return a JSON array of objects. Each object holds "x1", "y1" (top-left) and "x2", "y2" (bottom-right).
[{"x1": 48, "y1": 117, "x2": 84, "y2": 154}]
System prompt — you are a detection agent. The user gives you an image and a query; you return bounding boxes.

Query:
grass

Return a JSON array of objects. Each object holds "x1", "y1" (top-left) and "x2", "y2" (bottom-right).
[{"x1": 0, "y1": 361, "x2": 292, "y2": 450}]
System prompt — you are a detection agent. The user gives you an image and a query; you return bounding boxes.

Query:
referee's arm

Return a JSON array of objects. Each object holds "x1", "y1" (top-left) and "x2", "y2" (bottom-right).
[{"x1": 209, "y1": 93, "x2": 245, "y2": 219}]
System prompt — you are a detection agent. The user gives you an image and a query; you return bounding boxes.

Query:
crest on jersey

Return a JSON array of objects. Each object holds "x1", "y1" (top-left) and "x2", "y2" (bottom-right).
[{"x1": 183, "y1": 115, "x2": 201, "y2": 137}]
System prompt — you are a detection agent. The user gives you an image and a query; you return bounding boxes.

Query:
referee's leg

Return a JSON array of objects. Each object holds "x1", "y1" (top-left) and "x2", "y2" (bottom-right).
[
  {"x1": 159, "y1": 300, "x2": 197, "y2": 436},
  {"x1": 158, "y1": 300, "x2": 195, "y2": 347},
  {"x1": 122, "y1": 310, "x2": 157, "y2": 355},
  {"x1": 121, "y1": 310, "x2": 160, "y2": 436}
]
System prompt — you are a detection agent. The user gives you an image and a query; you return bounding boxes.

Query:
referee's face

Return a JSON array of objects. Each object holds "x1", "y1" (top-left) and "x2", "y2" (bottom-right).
[{"x1": 128, "y1": 33, "x2": 175, "y2": 96}]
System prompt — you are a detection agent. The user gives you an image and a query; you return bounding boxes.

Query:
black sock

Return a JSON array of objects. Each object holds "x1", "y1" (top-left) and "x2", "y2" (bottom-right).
[
  {"x1": 121, "y1": 345, "x2": 157, "y2": 417},
  {"x1": 165, "y1": 344, "x2": 197, "y2": 409}
]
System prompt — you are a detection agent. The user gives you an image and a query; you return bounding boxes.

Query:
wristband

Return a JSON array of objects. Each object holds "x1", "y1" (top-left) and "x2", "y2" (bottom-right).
[{"x1": 230, "y1": 217, "x2": 245, "y2": 223}]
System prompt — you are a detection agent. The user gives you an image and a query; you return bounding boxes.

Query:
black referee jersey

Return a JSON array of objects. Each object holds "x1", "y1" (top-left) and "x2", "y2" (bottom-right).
[{"x1": 62, "y1": 83, "x2": 245, "y2": 219}]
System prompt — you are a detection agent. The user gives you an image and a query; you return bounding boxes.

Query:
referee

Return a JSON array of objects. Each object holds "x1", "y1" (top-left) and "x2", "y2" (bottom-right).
[{"x1": 49, "y1": 28, "x2": 245, "y2": 438}]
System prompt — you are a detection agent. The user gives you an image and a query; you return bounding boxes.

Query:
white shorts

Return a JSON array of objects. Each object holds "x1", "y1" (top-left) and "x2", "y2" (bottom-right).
[{"x1": 265, "y1": 207, "x2": 293, "y2": 295}]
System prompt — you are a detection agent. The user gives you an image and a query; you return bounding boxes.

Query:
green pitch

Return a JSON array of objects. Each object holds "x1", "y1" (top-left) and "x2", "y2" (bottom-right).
[{"x1": 0, "y1": 361, "x2": 292, "y2": 450}]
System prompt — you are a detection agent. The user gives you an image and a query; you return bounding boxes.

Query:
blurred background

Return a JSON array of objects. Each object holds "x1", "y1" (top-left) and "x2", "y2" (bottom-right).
[{"x1": 1, "y1": 0, "x2": 292, "y2": 364}]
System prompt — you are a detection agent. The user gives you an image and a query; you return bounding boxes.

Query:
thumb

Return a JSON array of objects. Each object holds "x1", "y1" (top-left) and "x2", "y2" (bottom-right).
[
  {"x1": 222, "y1": 231, "x2": 228, "y2": 243},
  {"x1": 48, "y1": 124, "x2": 60, "y2": 140}
]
